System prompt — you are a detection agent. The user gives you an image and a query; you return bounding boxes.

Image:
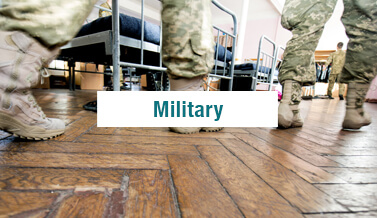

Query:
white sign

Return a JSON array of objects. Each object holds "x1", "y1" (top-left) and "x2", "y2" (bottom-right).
[{"x1": 97, "y1": 91, "x2": 278, "y2": 127}]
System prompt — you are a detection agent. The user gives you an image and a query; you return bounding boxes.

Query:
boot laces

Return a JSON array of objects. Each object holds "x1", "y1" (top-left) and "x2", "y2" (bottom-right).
[{"x1": 27, "y1": 93, "x2": 46, "y2": 119}]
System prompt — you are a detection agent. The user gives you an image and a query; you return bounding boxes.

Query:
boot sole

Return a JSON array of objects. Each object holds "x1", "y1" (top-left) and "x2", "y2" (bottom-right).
[
  {"x1": 202, "y1": 127, "x2": 224, "y2": 132},
  {"x1": 0, "y1": 113, "x2": 64, "y2": 140},
  {"x1": 169, "y1": 127, "x2": 224, "y2": 134},
  {"x1": 278, "y1": 114, "x2": 292, "y2": 128},
  {"x1": 342, "y1": 120, "x2": 371, "y2": 130}
]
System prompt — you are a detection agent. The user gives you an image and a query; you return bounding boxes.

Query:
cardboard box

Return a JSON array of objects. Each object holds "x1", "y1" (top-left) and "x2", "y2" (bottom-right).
[
  {"x1": 79, "y1": 63, "x2": 104, "y2": 90},
  {"x1": 141, "y1": 74, "x2": 147, "y2": 88},
  {"x1": 203, "y1": 77, "x2": 220, "y2": 91},
  {"x1": 255, "y1": 83, "x2": 276, "y2": 91}
]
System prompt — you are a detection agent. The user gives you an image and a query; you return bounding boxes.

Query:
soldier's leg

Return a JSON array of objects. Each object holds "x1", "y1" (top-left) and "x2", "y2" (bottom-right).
[
  {"x1": 161, "y1": 0, "x2": 222, "y2": 134},
  {"x1": 337, "y1": 74, "x2": 345, "y2": 100},
  {"x1": 278, "y1": 0, "x2": 337, "y2": 128},
  {"x1": 327, "y1": 74, "x2": 336, "y2": 98},
  {"x1": 0, "y1": 0, "x2": 97, "y2": 139},
  {"x1": 340, "y1": 0, "x2": 377, "y2": 129},
  {"x1": 0, "y1": 0, "x2": 97, "y2": 47}
]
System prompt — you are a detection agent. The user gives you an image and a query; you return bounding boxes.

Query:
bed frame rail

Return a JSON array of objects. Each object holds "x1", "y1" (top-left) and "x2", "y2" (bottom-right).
[
  {"x1": 254, "y1": 35, "x2": 283, "y2": 91},
  {"x1": 210, "y1": 0, "x2": 237, "y2": 91}
]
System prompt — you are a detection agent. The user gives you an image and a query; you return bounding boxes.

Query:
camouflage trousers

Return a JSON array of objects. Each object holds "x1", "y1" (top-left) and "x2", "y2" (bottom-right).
[
  {"x1": 0, "y1": 0, "x2": 97, "y2": 48},
  {"x1": 279, "y1": 0, "x2": 377, "y2": 86},
  {"x1": 327, "y1": 73, "x2": 345, "y2": 97},
  {"x1": 161, "y1": 0, "x2": 214, "y2": 79},
  {"x1": 327, "y1": 74, "x2": 345, "y2": 96}
]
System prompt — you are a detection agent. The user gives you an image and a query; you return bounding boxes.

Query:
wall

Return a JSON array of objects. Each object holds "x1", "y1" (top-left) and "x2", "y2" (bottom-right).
[
  {"x1": 216, "y1": 0, "x2": 348, "y2": 62},
  {"x1": 316, "y1": 0, "x2": 348, "y2": 50},
  {"x1": 216, "y1": 15, "x2": 291, "y2": 62}
]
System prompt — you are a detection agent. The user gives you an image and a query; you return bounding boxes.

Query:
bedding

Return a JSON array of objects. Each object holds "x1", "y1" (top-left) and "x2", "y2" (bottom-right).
[
  {"x1": 75, "y1": 13, "x2": 233, "y2": 63},
  {"x1": 77, "y1": 14, "x2": 161, "y2": 45},
  {"x1": 234, "y1": 62, "x2": 279, "y2": 76}
]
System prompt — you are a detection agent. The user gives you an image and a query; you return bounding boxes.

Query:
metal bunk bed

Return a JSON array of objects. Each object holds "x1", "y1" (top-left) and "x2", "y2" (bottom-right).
[
  {"x1": 58, "y1": 0, "x2": 238, "y2": 91},
  {"x1": 232, "y1": 35, "x2": 284, "y2": 91}
]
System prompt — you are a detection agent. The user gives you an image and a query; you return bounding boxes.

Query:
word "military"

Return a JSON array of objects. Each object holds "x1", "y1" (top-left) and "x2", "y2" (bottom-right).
[{"x1": 154, "y1": 101, "x2": 223, "y2": 121}]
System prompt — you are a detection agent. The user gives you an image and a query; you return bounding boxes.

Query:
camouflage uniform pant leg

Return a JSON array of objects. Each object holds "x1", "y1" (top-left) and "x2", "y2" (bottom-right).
[
  {"x1": 278, "y1": 0, "x2": 337, "y2": 85},
  {"x1": 290, "y1": 81, "x2": 302, "y2": 116},
  {"x1": 327, "y1": 73, "x2": 337, "y2": 96},
  {"x1": 161, "y1": 0, "x2": 214, "y2": 79},
  {"x1": 282, "y1": 80, "x2": 302, "y2": 106},
  {"x1": 339, "y1": 0, "x2": 377, "y2": 84},
  {"x1": 0, "y1": 0, "x2": 97, "y2": 48},
  {"x1": 337, "y1": 73, "x2": 345, "y2": 95}
]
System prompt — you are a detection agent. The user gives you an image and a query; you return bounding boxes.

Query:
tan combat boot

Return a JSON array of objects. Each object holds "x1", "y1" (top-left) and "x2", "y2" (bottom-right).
[
  {"x1": 342, "y1": 82, "x2": 371, "y2": 129},
  {"x1": 168, "y1": 76, "x2": 223, "y2": 134},
  {"x1": 278, "y1": 80, "x2": 303, "y2": 128},
  {"x1": 0, "y1": 31, "x2": 65, "y2": 140}
]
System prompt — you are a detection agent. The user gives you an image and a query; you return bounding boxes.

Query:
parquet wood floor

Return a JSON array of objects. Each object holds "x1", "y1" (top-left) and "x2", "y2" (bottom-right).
[{"x1": 1, "y1": 89, "x2": 377, "y2": 217}]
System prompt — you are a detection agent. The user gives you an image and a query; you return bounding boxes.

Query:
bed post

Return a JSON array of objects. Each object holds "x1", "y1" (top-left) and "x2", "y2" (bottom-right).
[
  {"x1": 68, "y1": 59, "x2": 76, "y2": 91},
  {"x1": 112, "y1": 0, "x2": 120, "y2": 91},
  {"x1": 211, "y1": 0, "x2": 237, "y2": 91}
]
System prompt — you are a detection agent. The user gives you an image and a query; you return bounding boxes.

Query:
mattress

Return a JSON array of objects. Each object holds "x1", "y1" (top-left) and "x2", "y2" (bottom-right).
[
  {"x1": 75, "y1": 13, "x2": 233, "y2": 63},
  {"x1": 77, "y1": 13, "x2": 161, "y2": 45},
  {"x1": 214, "y1": 44, "x2": 232, "y2": 63},
  {"x1": 234, "y1": 62, "x2": 279, "y2": 76}
]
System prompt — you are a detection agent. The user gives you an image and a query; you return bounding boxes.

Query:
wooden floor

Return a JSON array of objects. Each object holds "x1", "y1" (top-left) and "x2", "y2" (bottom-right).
[{"x1": 1, "y1": 88, "x2": 377, "y2": 217}]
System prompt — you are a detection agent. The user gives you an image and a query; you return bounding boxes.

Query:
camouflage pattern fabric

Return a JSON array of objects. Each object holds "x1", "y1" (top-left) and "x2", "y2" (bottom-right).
[
  {"x1": 346, "y1": 83, "x2": 370, "y2": 110},
  {"x1": 161, "y1": 0, "x2": 214, "y2": 78},
  {"x1": 354, "y1": 84, "x2": 370, "y2": 109},
  {"x1": 326, "y1": 50, "x2": 346, "y2": 75},
  {"x1": 278, "y1": 0, "x2": 337, "y2": 85},
  {"x1": 99, "y1": 2, "x2": 112, "y2": 18},
  {"x1": 281, "y1": 80, "x2": 302, "y2": 118},
  {"x1": 0, "y1": 0, "x2": 97, "y2": 48},
  {"x1": 326, "y1": 49, "x2": 346, "y2": 97},
  {"x1": 327, "y1": 73, "x2": 345, "y2": 97},
  {"x1": 339, "y1": 0, "x2": 377, "y2": 84},
  {"x1": 289, "y1": 80, "x2": 302, "y2": 106},
  {"x1": 279, "y1": 0, "x2": 377, "y2": 86}
]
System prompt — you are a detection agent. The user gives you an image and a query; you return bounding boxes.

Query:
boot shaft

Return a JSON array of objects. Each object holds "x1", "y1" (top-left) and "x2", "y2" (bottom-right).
[
  {"x1": 0, "y1": 31, "x2": 59, "y2": 123},
  {"x1": 281, "y1": 80, "x2": 302, "y2": 106},
  {"x1": 0, "y1": 31, "x2": 60, "y2": 90},
  {"x1": 169, "y1": 75, "x2": 205, "y2": 91},
  {"x1": 346, "y1": 82, "x2": 370, "y2": 109}
]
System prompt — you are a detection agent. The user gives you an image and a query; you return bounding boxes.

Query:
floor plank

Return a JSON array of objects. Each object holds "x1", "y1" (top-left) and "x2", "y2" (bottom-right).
[
  {"x1": 51, "y1": 116, "x2": 97, "y2": 142},
  {"x1": 315, "y1": 184, "x2": 377, "y2": 212},
  {"x1": 0, "y1": 168, "x2": 123, "y2": 190},
  {"x1": 219, "y1": 138, "x2": 347, "y2": 213},
  {"x1": 124, "y1": 170, "x2": 178, "y2": 217},
  {"x1": 0, "y1": 191, "x2": 58, "y2": 217},
  {"x1": 76, "y1": 134, "x2": 222, "y2": 146},
  {"x1": 327, "y1": 156, "x2": 377, "y2": 168},
  {"x1": 323, "y1": 168, "x2": 377, "y2": 184},
  {"x1": 264, "y1": 128, "x2": 343, "y2": 156},
  {"x1": 1, "y1": 141, "x2": 199, "y2": 155},
  {"x1": 245, "y1": 128, "x2": 340, "y2": 167},
  {"x1": 87, "y1": 126, "x2": 117, "y2": 135},
  {"x1": 198, "y1": 145, "x2": 302, "y2": 217},
  {"x1": 329, "y1": 147, "x2": 377, "y2": 155},
  {"x1": 0, "y1": 152, "x2": 169, "y2": 170},
  {"x1": 234, "y1": 133, "x2": 345, "y2": 183},
  {"x1": 168, "y1": 155, "x2": 244, "y2": 217},
  {"x1": 305, "y1": 212, "x2": 377, "y2": 218},
  {"x1": 54, "y1": 192, "x2": 108, "y2": 217}
]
